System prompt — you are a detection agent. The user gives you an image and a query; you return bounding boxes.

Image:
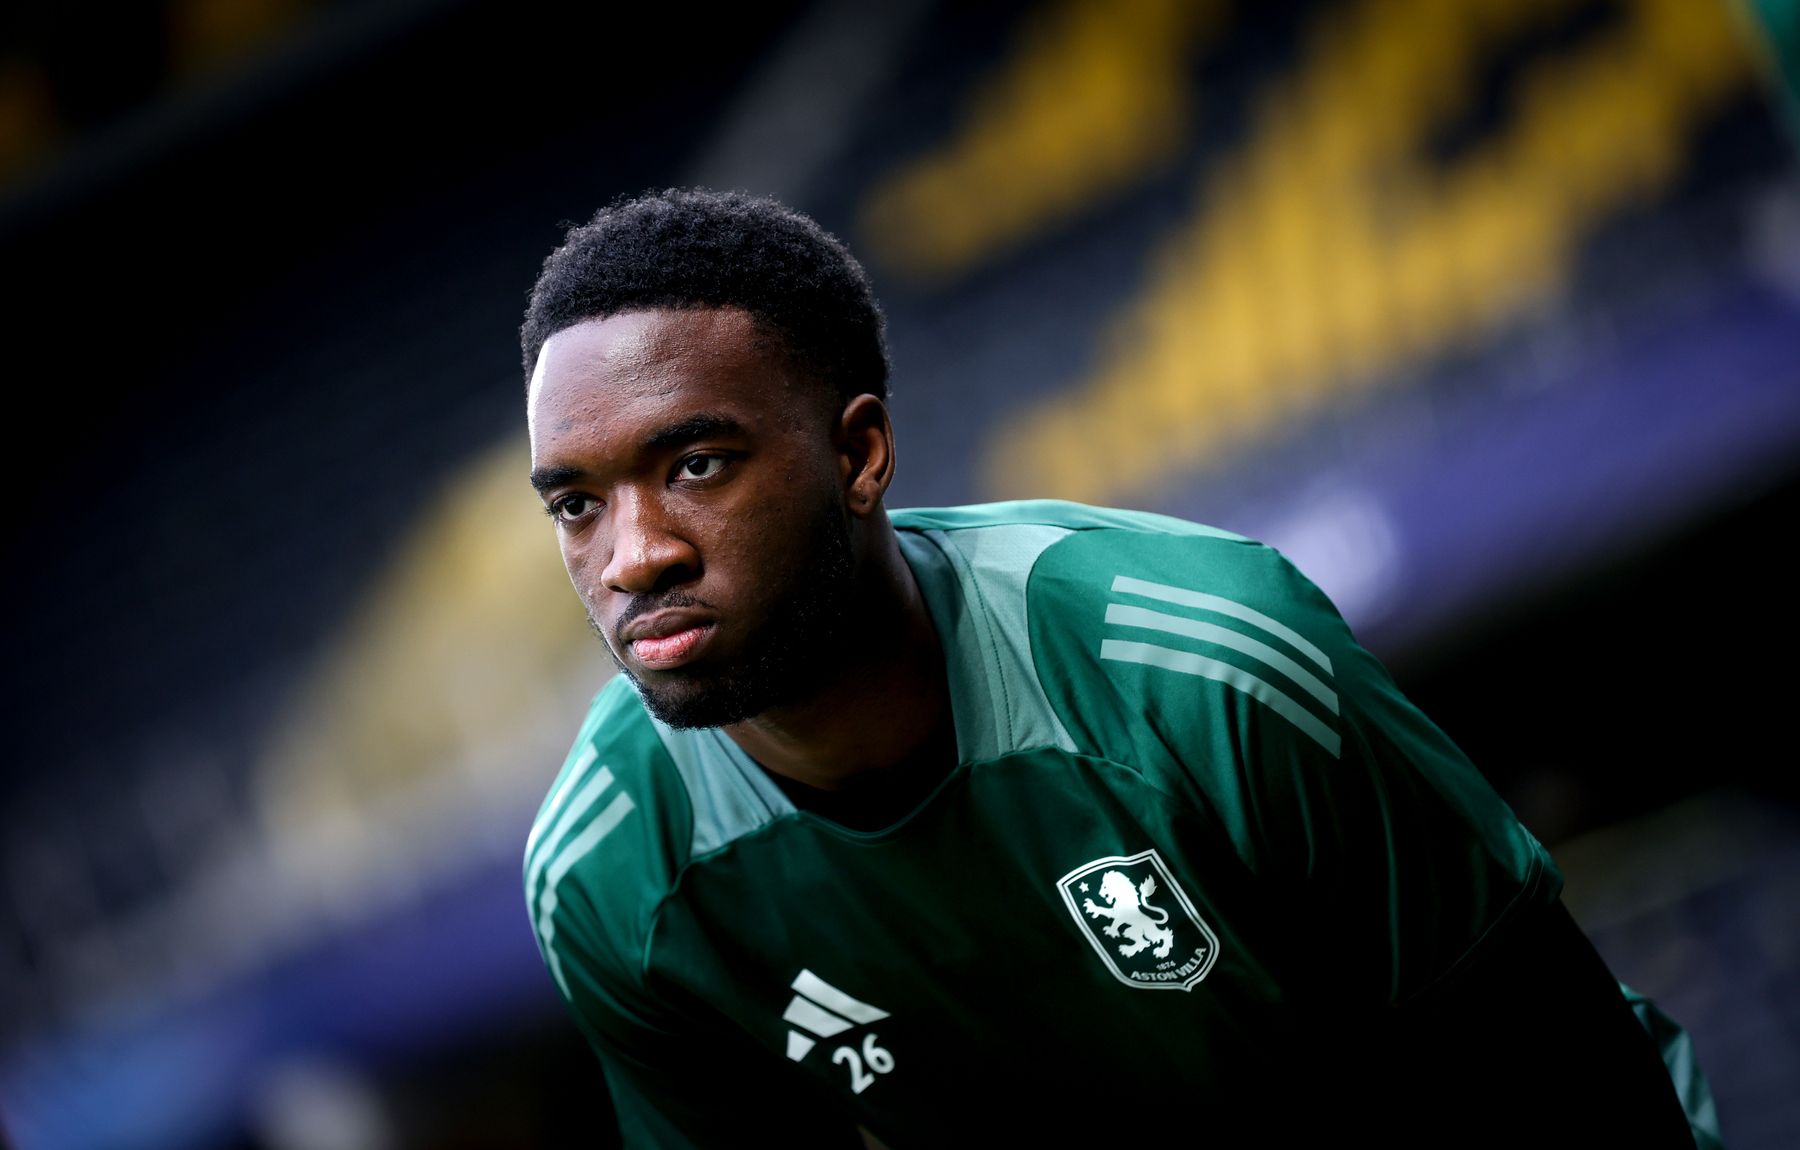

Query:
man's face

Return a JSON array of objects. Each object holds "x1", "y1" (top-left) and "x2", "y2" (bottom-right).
[{"x1": 528, "y1": 307, "x2": 858, "y2": 729}]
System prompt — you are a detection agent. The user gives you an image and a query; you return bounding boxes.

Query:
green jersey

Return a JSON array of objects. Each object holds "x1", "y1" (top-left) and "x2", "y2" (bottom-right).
[{"x1": 523, "y1": 501, "x2": 1697, "y2": 1146}]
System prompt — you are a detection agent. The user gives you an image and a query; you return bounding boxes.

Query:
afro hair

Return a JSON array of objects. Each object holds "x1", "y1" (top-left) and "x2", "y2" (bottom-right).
[{"x1": 520, "y1": 188, "x2": 890, "y2": 405}]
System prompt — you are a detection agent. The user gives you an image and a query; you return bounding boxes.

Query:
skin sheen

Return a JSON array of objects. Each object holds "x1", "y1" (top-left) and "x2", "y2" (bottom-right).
[{"x1": 527, "y1": 307, "x2": 952, "y2": 794}]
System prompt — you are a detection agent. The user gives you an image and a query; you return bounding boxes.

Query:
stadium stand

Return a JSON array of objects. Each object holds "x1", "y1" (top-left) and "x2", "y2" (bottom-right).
[{"x1": 2, "y1": 1, "x2": 1795, "y2": 1146}]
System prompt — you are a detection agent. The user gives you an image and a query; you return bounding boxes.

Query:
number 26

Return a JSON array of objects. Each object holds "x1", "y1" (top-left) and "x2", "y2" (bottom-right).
[{"x1": 832, "y1": 1033, "x2": 895, "y2": 1094}]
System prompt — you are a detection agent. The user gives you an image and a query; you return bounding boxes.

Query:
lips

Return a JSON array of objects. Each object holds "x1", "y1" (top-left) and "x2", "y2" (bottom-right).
[
  {"x1": 620, "y1": 610, "x2": 717, "y2": 670},
  {"x1": 630, "y1": 624, "x2": 714, "y2": 669}
]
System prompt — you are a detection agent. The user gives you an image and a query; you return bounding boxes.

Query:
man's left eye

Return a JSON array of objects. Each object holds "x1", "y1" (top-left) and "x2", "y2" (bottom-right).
[{"x1": 677, "y1": 455, "x2": 727, "y2": 480}]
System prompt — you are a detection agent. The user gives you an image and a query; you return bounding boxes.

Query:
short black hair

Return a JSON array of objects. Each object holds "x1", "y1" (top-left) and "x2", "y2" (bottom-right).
[{"x1": 520, "y1": 188, "x2": 890, "y2": 405}]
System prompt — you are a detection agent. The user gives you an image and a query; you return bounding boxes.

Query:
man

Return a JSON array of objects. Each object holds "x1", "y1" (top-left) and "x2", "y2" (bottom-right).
[{"x1": 519, "y1": 189, "x2": 1716, "y2": 1146}]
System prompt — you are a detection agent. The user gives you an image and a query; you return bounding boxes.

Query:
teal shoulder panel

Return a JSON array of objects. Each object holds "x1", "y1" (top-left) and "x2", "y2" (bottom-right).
[
  {"x1": 893, "y1": 499, "x2": 1248, "y2": 540},
  {"x1": 645, "y1": 713, "x2": 794, "y2": 859},
  {"x1": 898, "y1": 522, "x2": 1077, "y2": 762},
  {"x1": 1025, "y1": 522, "x2": 1558, "y2": 1004}
]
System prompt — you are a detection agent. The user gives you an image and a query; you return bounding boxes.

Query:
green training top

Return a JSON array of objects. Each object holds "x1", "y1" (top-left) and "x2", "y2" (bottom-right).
[{"x1": 522, "y1": 501, "x2": 1603, "y2": 1145}]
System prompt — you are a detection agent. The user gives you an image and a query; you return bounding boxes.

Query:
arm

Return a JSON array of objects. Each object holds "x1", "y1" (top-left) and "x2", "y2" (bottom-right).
[
  {"x1": 1378, "y1": 898, "x2": 1696, "y2": 1146},
  {"x1": 1624, "y1": 983, "x2": 1727, "y2": 1150},
  {"x1": 524, "y1": 688, "x2": 863, "y2": 1150},
  {"x1": 546, "y1": 896, "x2": 863, "y2": 1149},
  {"x1": 1245, "y1": 550, "x2": 1702, "y2": 1143},
  {"x1": 1032, "y1": 528, "x2": 1705, "y2": 1141}
]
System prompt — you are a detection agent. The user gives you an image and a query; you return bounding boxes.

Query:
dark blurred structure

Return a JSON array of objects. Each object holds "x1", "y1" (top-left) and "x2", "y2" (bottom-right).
[{"x1": 2, "y1": 2, "x2": 1796, "y2": 1147}]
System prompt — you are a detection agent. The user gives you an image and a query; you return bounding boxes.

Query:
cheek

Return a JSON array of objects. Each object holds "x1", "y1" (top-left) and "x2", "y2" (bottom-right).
[
  {"x1": 557, "y1": 534, "x2": 602, "y2": 602},
  {"x1": 729, "y1": 493, "x2": 834, "y2": 585},
  {"x1": 692, "y1": 508, "x2": 781, "y2": 598}
]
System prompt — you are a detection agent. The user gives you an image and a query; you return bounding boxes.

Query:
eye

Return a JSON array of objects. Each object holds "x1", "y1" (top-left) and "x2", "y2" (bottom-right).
[
  {"x1": 549, "y1": 494, "x2": 601, "y2": 523},
  {"x1": 675, "y1": 454, "x2": 728, "y2": 481}
]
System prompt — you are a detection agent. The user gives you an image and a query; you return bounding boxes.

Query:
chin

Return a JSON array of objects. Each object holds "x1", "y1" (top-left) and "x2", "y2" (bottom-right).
[{"x1": 627, "y1": 667, "x2": 773, "y2": 730}]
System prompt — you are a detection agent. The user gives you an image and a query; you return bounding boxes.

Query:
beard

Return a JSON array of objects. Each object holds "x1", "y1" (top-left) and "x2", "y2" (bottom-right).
[{"x1": 592, "y1": 499, "x2": 859, "y2": 730}]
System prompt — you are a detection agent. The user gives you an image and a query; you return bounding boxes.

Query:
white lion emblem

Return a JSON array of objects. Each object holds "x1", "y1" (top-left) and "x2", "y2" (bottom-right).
[{"x1": 1082, "y1": 870, "x2": 1175, "y2": 958}]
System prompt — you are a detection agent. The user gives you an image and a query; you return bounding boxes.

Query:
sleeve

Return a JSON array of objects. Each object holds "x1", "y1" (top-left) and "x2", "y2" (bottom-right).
[
  {"x1": 1240, "y1": 547, "x2": 1559, "y2": 1005},
  {"x1": 1624, "y1": 984, "x2": 1727, "y2": 1150},
  {"x1": 523, "y1": 685, "x2": 862, "y2": 1149},
  {"x1": 542, "y1": 888, "x2": 862, "y2": 1150},
  {"x1": 1216, "y1": 546, "x2": 1706, "y2": 1143},
  {"x1": 1031, "y1": 528, "x2": 1559, "y2": 1005},
  {"x1": 1033, "y1": 528, "x2": 1703, "y2": 1142}
]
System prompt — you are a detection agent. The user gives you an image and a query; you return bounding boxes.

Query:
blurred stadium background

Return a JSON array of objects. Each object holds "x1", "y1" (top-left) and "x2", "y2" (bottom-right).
[{"x1": 2, "y1": 0, "x2": 1797, "y2": 1146}]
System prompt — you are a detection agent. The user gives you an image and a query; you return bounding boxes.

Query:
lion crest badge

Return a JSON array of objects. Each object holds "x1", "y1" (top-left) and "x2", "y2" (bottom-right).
[{"x1": 1057, "y1": 849, "x2": 1220, "y2": 991}]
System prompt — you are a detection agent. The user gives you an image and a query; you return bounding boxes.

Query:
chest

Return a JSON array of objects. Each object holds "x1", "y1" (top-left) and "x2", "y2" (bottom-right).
[{"x1": 643, "y1": 751, "x2": 1347, "y2": 1127}]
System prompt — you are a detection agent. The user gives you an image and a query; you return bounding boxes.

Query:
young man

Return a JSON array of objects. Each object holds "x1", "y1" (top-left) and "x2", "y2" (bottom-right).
[{"x1": 519, "y1": 189, "x2": 1715, "y2": 1147}]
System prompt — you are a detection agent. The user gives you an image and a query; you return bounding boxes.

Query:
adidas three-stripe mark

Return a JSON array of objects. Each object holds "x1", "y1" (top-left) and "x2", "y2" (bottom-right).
[{"x1": 1100, "y1": 574, "x2": 1342, "y2": 756}]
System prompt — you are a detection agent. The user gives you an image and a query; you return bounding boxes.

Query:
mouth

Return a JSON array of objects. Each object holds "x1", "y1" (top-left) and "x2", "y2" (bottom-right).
[{"x1": 620, "y1": 611, "x2": 717, "y2": 671}]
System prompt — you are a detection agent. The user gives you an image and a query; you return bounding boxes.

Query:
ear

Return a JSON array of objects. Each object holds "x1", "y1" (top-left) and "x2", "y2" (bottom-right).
[{"x1": 834, "y1": 394, "x2": 896, "y2": 517}]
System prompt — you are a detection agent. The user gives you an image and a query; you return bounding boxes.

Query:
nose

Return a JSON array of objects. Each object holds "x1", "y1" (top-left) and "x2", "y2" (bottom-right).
[{"x1": 599, "y1": 489, "x2": 699, "y2": 595}]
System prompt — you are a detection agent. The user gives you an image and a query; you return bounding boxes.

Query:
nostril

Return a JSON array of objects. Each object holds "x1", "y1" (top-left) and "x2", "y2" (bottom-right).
[{"x1": 601, "y1": 533, "x2": 698, "y2": 595}]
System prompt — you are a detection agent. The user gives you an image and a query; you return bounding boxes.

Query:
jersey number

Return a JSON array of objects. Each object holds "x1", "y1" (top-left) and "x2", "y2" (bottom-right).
[{"x1": 831, "y1": 1033, "x2": 895, "y2": 1094}]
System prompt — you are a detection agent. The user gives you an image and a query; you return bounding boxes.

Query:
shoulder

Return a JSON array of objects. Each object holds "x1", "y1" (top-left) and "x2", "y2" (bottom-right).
[
  {"x1": 893, "y1": 499, "x2": 1300, "y2": 610},
  {"x1": 1023, "y1": 506, "x2": 1342, "y2": 666},
  {"x1": 1007, "y1": 503, "x2": 1350, "y2": 761},
  {"x1": 522, "y1": 675, "x2": 694, "y2": 1006},
  {"x1": 893, "y1": 501, "x2": 1343, "y2": 765},
  {"x1": 523, "y1": 675, "x2": 802, "y2": 1009},
  {"x1": 894, "y1": 501, "x2": 1337, "y2": 686},
  {"x1": 892, "y1": 499, "x2": 1248, "y2": 540}
]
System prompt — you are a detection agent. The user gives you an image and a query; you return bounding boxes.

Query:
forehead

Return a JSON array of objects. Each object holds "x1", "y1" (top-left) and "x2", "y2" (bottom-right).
[{"x1": 528, "y1": 307, "x2": 798, "y2": 451}]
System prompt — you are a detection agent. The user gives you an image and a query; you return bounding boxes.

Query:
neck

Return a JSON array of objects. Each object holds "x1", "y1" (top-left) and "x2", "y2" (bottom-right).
[{"x1": 723, "y1": 514, "x2": 951, "y2": 791}]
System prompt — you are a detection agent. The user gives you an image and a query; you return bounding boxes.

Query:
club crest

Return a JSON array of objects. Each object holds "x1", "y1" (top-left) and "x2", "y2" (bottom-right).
[{"x1": 1057, "y1": 849, "x2": 1220, "y2": 991}]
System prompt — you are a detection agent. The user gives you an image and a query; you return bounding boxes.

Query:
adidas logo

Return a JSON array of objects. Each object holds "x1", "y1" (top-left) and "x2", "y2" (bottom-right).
[
  {"x1": 1099, "y1": 573, "x2": 1342, "y2": 756},
  {"x1": 781, "y1": 970, "x2": 896, "y2": 1094},
  {"x1": 782, "y1": 969, "x2": 889, "y2": 1060}
]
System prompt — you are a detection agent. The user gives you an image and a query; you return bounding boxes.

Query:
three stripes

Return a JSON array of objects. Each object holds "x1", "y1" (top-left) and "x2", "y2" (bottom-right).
[
  {"x1": 524, "y1": 750, "x2": 892, "y2": 1076},
  {"x1": 522, "y1": 752, "x2": 892, "y2": 1077},
  {"x1": 1100, "y1": 574, "x2": 1342, "y2": 756},
  {"x1": 525, "y1": 742, "x2": 637, "y2": 997}
]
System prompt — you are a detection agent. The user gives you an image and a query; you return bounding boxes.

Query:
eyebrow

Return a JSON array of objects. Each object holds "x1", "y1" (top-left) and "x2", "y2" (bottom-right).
[
  {"x1": 528, "y1": 413, "x2": 748, "y2": 493},
  {"x1": 528, "y1": 464, "x2": 587, "y2": 493},
  {"x1": 643, "y1": 413, "x2": 746, "y2": 452}
]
